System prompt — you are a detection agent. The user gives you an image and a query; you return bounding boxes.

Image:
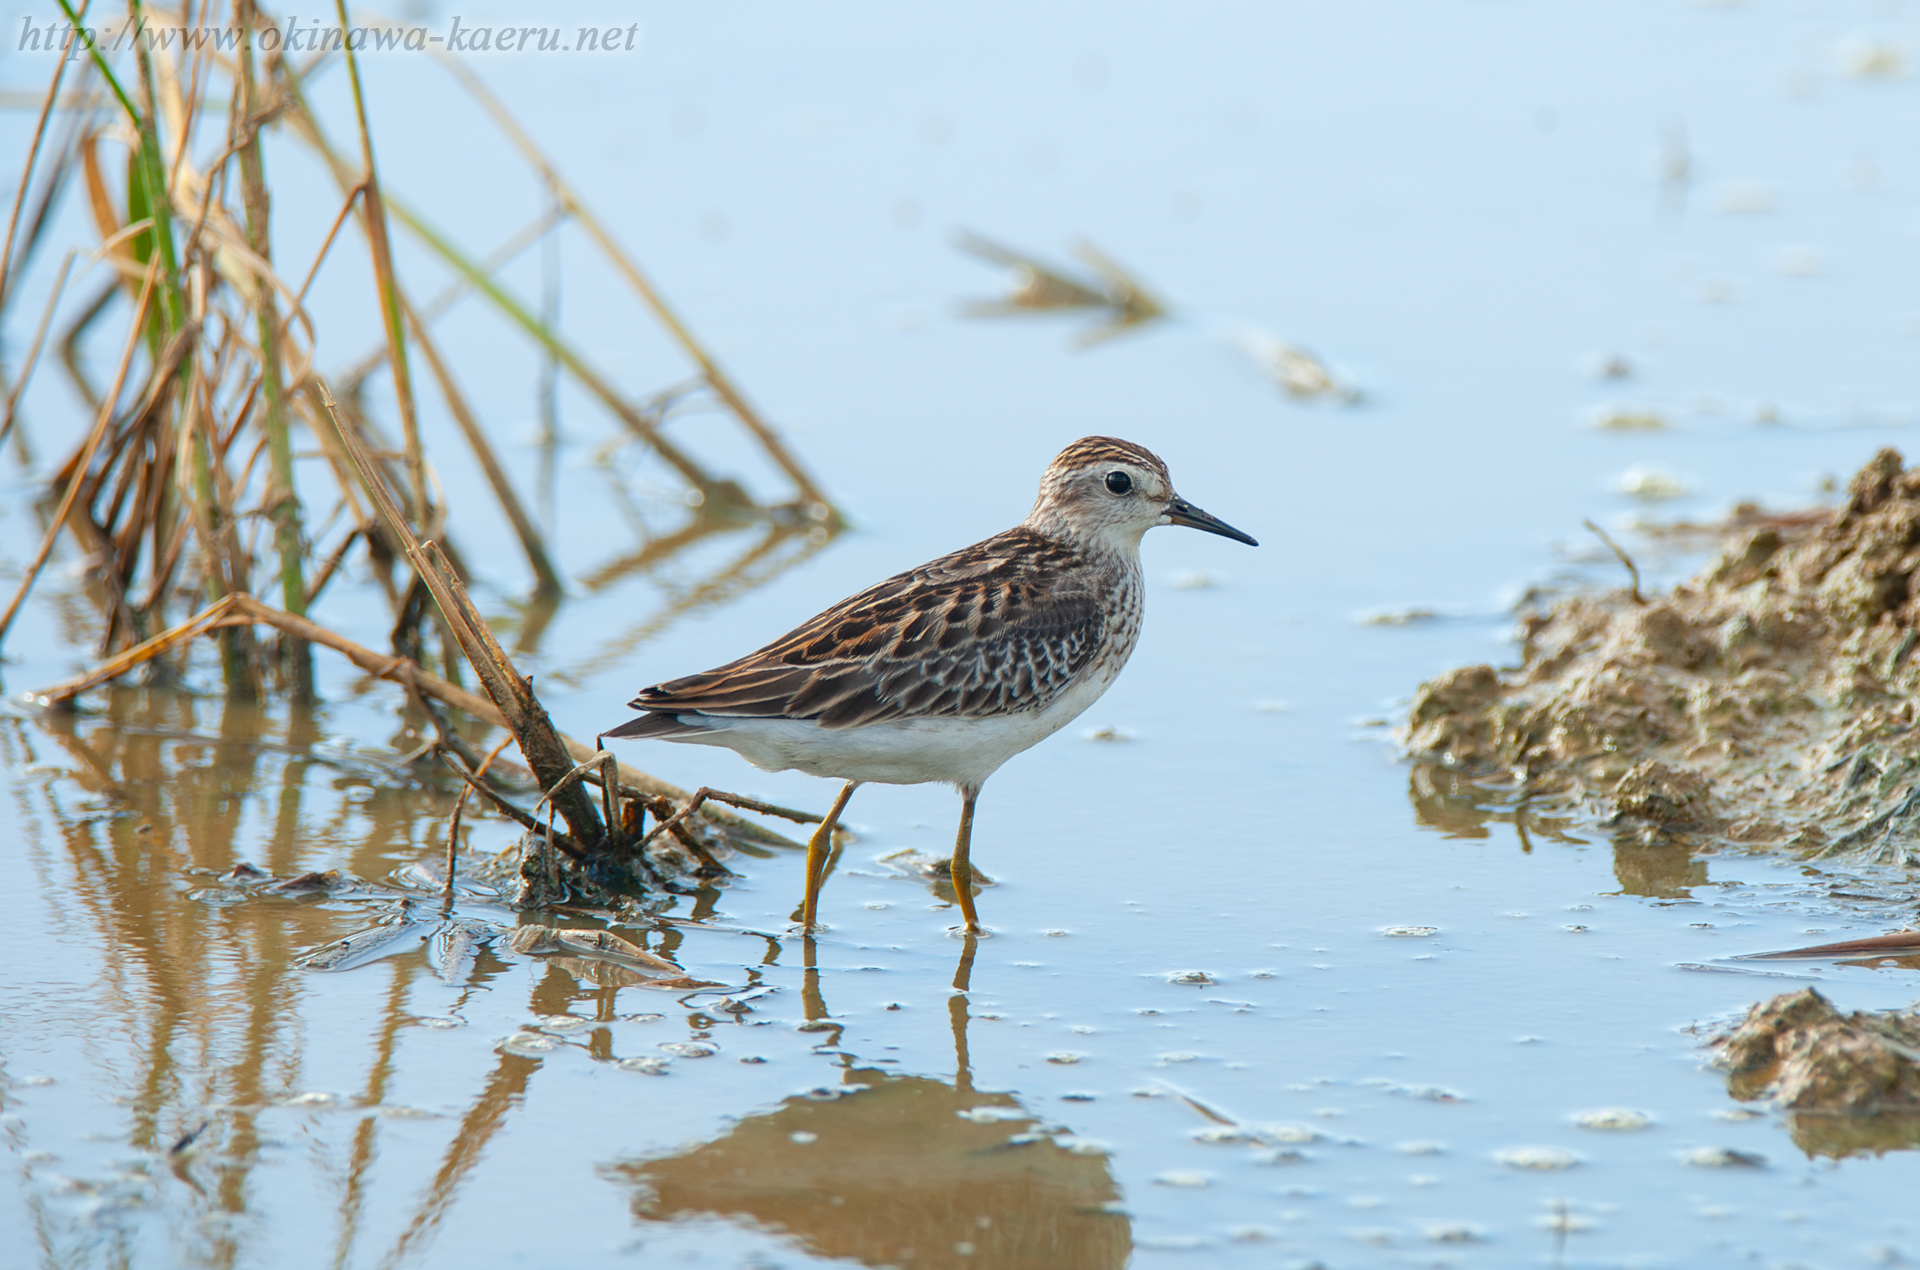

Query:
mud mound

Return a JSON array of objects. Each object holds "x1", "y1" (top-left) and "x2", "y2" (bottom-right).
[
  {"x1": 1712, "y1": 988, "x2": 1920, "y2": 1157},
  {"x1": 1403, "y1": 448, "x2": 1920, "y2": 866}
]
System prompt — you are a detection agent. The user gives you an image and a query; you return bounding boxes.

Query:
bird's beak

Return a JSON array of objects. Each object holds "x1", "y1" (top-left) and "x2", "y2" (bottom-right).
[{"x1": 1163, "y1": 495, "x2": 1258, "y2": 546}]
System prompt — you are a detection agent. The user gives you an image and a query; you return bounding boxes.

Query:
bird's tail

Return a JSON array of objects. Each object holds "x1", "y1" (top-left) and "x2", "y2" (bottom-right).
[{"x1": 601, "y1": 711, "x2": 712, "y2": 741}]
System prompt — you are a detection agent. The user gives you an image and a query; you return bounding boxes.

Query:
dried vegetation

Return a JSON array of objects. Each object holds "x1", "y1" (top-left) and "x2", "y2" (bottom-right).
[{"x1": 0, "y1": 2, "x2": 843, "y2": 902}]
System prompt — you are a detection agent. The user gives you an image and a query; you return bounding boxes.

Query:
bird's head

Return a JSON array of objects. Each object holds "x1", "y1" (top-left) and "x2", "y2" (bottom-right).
[{"x1": 1026, "y1": 435, "x2": 1258, "y2": 553}]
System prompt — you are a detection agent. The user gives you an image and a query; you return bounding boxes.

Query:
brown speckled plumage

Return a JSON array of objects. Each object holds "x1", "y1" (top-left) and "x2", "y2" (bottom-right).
[{"x1": 624, "y1": 526, "x2": 1137, "y2": 731}]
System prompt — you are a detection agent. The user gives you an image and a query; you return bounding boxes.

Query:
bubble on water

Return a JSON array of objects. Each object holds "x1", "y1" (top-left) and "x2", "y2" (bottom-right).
[
  {"x1": 1834, "y1": 34, "x2": 1909, "y2": 78},
  {"x1": 1715, "y1": 1106, "x2": 1764, "y2": 1121},
  {"x1": 1061, "y1": 1137, "x2": 1112, "y2": 1156},
  {"x1": 1347, "y1": 1195, "x2": 1384, "y2": 1210},
  {"x1": 1619, "y1": 465, "x2": 1687, "y2": 500},
  {"x1": 659, "y1": 1042, "x2": 717, "y2": 1059},
  {"x1": 1190, "y1": 1125, "x2": 1246, "y2": 1144},
  {"x1": 956, "y1": 1106, "x2": 1030, "y2": 1124},
  {"x1": 1045, "y1": 1051, "x2": 1085, "y2": 1065},
  {"x1": 1349, "y1": 1227, "x2": 1397, "y2": 1246},
  {"x1": 501, "y1": 1034, "x2": 557, "y2": 1057},
  {"x1": 864, "y1": 901, "x2": 889, "y2": 910},
  {"x1": 378, "y1": 1105, "x2": 442, "y2": 1119},
  {"x1": 1153, "y1": 1169, "x2": 1213, "y2": 1188},
  {"x1": 1714, "y1": 180, "x2": 1776, "y2": 214},
  {"x1": 1158, "y1": 1052, "x2": 1202, "y2": 1064},
  {"x1": 1060, "y1": 1091, "x2": 1097, "y2": 1101},
  {"x1": 1495, "y1": 1146, "x2": 1581, "y2": 1170},
  {"x1": 1424, "y1": 1221, "x2": 1485, "y2": 1243},
  {"x1": 414, "y1": 1016, "x2": 463, "y2": 1030},
  {"x1": 1575, "y1": 1107, "x2": 1654, "y2": 1131},
  {"x1": 617, "y1": 1057, "x2": 671, "y2": 1075},
  {"x1": 1588, "y1": 404, "x2": 1667, "y2": 431},
  {"x1": 1166, "y1": 970, "x2": 1215, "y2": 985},
  {"x1": 284, "y1": 1091, "x2": 340, "y2": 1108},
  {"x1": 1171, "y1": 569, "x2": 1215, "y2": 589},
  {"x1": 1536, "y1": 1207, "x2": 1596, "y2": 1234},
  {"x1": 1228, "y1": 1224, "x2": 1277, "y2": 1242},
  {"x1": 1263, "y1": 1124, "x2": 1321, "y2": 1144},
  {"x1": 789, "y1": 1131, "x2": 818, "y2": 1145},
  {"x1": 537, "y1": 1015, "x2": 590, "y2": 1033},
  {"x1": 1381, "y1": 926, "x2": 1438, "y2": 938},
  {"x1": 1678, "y1": 1146, "x2": 1766, "y2": 1168},
  {"x1": 1082, "y1": 725, "x2": 1131, "y2": 742},
  {"x1": 1044, "y1": 929, "x2": 1069, "y2": 937}
]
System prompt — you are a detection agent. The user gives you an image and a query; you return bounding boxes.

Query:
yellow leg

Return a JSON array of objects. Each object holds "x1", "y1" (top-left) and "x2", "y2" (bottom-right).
[
  {"x1": 950, "y1": 789, "x2": 981, "y2": 934},
  {"x1": 799, "y1": 781, "x2": 858, "y2": 930}
]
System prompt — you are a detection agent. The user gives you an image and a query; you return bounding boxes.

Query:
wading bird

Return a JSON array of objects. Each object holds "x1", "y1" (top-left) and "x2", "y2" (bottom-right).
[{"x1": 606, "y1": 437, "x2": 1256, "y2": 933}]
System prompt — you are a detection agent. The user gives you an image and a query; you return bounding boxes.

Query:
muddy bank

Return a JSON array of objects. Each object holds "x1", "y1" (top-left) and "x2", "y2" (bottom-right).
[
  {"x1": 1714, "y1": 988, "x2": 1920, "y2": 1158},
  {"x1": 1404, "y1": 448, "x2": 1920, "y2": 867}
]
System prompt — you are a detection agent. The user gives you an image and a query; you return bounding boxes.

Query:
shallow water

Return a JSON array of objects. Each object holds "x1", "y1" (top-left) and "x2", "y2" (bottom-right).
[{"x1": 4, "y1": 1, "x2": 1920, "y2": 1266}]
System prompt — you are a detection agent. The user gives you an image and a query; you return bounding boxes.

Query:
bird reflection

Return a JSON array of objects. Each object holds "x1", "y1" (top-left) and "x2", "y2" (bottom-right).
[{"x1": 608, "y1": 934, "x2": 1130, "y2": 1270}]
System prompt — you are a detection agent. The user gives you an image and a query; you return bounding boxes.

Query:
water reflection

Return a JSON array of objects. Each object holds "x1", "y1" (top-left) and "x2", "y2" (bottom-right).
[
  {"x1": 609, "y1": 936, "x2": 1129, "y2": 1270},
  {"x1": 3, "y1": 689, "x2": 1126, "y2": 1269},
  {"x1": 1407, "y1": 761, "x2": 1706, "y2": 896}
]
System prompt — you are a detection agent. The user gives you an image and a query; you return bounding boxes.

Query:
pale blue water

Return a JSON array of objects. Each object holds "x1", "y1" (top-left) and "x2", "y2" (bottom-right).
[{"x1": 3, "y1": 1, "x2": 1920, "y2": 1266}]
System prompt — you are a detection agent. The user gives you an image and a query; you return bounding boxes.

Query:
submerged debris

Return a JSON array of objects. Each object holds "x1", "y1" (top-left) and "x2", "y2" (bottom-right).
[
  {"x1": 507, "y1": 922, "x2": 719, "y2": 989},
  {"x1": 956, "y1": 232, "x2": 1167, "y2": 345},
  {"x1": 1235, "y1": 331, "x2": 1362, "y2": 404},
  {"x1": 1712, "y1": 988, "x2": 1920, "y2": 1157},
  {"x1": 1403, "y1": 449, "x2": 1920, "y2": 867}
]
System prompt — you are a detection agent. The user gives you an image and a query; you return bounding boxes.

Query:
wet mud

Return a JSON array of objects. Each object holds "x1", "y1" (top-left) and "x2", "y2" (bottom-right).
[
  {"x1": 1405, "y1": 449, "x2": 1920, "y2": 872},
  {"x1": 1714, "y1": 988, "x2": 1920, "y2": 1159}
]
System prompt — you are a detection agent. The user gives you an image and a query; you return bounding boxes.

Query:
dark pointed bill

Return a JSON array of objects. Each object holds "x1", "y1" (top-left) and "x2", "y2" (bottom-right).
[{"x1": 1164, "y1": 495, "x2": 1258, "y2": 546}]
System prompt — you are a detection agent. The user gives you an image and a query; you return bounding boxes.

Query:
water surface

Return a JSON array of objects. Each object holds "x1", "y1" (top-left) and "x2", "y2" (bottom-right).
[{"x1": 4, "y1": 2, "x2": 1920, "y2": 1266}]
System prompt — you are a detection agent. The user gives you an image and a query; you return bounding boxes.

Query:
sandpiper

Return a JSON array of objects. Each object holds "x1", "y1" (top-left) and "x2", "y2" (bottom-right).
[{"x1": 605, "y1": 436, "x2": 1257, "y2": 933}]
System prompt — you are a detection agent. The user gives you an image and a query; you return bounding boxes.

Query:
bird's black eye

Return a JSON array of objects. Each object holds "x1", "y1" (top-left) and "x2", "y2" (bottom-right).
[{"x1": 1104, "y1": 471, "x2": 1133, "y2": 496}]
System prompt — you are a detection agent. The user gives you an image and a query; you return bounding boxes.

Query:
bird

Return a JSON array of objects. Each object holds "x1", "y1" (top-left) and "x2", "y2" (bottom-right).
[{"x1": 604, "y1": 436, "x2": 1257, "y2": 934}]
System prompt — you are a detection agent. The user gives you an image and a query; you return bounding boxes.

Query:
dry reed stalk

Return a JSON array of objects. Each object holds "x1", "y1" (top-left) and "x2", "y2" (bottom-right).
[
  {"x1": 430, "y1": 52, "x2": 836, "y2": 522},
  {"x1": 0, "y1": 251, "x2": 74, "y2": 451},
  {"x1": 235, "y1": 0, "x2": 311, "y2": 699},
  {"x1": 3, "y1": 0, "x2": 840, "y2": 866},
  {"x1": 331, "y1": 0, "x2": 426, "y2": 529},
  {"x1": 318, "y1": 384, "x2": 606, "y2": 847},
  {"x1": 0, "y1": 258, "x2": 159, "y2": 647},
  {"x1": 401, "y1": 297, "x2": 563, "y2": 597},
  {"x1": 2, "y1": 1, "x2": 88, "y2": 309},
  {"x1": 31, "y1": 590, "x2": 793, "y2": 845}
]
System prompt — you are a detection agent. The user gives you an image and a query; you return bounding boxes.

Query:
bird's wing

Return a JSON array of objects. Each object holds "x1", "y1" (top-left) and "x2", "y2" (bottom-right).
[{"x1": 625, "y1": 527, "x2": 1109, "y2": 729}]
